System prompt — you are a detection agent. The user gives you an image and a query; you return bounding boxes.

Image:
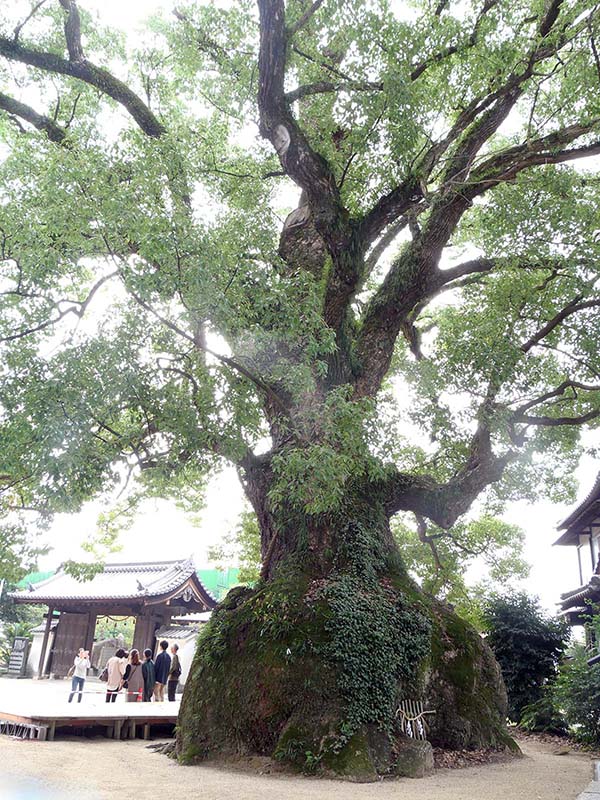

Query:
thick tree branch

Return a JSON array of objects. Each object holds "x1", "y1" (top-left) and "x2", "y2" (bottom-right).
[
  {"x1": 398, "y1": 255, "x2": 572, "y2": 355},
  {"x1": 257, "y1": 0, "x2": 361, "y2": 334},
  {"x1": 287, "y1": 0, "x2": 326, "y2": 38},
  {"x1": 521, "y1": 296, "x2": 600, "y2": 353},
  {"x1": 355, "y1": 244, "x2": 497, "y2": 397},
  {"x1": 257, "y1": 1, "x2": 341, "y2": 216},
  {"x1": 510, "y1": 377, "x2": 600, "y2": 430},
  {"x1": 385, "y1": 0, "x2": 591, "y2": 231},
  {"x1": 437, "y1": 0, "x2": 577, "y2": 188},
  {"x1": 384, "y1": 409, "x2": 511, "y2": 528},
  {"x1": 285, "y1": 79, "x2": 383, "y2": 104},
  {"x1": 384, "y1": 452, "x2": 510, "y2": 529},
  {"x1": 514, "y1": 380, "x2": 600, "y2": 415},
  {"x1": 0, "y1": 36, "x2": 165, "y2": 137},
  {"x1": 469, "y1": 119, "x2": 600, "y2": 193},
  {"x1": 435, "y1": 257, "x2": 496, "y2": 286},
  {"x1": 357, "y1": 178, "x2": 424, "y2": 252},
  {"x1": 0, "y1": 91, "x2": 66, "y2": 142},
  {"x1": 363, "y1": 215, "x2": 411, "y2": 277},
  {"x1": 514, "y1": 409, "x2": 600, "y2": 426},
  {"x1": 58, "y1": 0, "x2": 85, "y2": 62},
  {"x1": 358, "y1": 0, "x2": 578, "y2": 252},
  {"x1": 353, "y1": 1, "x2": 596, "y2": 399}
]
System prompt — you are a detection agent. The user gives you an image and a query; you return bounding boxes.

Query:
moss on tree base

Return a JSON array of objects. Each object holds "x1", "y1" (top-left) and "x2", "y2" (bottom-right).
[{"x1": 177, "y1": 569, "x2": 515, "y2": 780}]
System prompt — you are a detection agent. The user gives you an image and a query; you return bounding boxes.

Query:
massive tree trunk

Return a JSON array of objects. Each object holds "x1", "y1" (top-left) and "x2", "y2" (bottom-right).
[{"x1": 177, "y1": 473, "x2": 514, "y2": 780}]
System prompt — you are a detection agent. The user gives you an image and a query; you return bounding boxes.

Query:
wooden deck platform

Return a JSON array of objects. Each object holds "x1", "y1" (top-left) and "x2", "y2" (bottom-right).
[{"x1": 0, "y1": 691, "x2": 179, "y2": 741}]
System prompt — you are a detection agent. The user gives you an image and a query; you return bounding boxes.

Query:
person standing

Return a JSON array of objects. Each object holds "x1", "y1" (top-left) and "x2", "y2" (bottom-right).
[
  {"x1": 142, "y1": 648, "x2": 156, "y2": 702},
  {"x1": 105, "y1": 648, "x2": 127, "y2": 703},
  {"x1": 153, "y1": 640, "x2": 171, "y2": 702},
  {"x1": 167, "y1": 643, "x2": 181, "y2": 701},
  {"x1": 122, "y1": 649, "x2": 144, "y2": 702},
  {"x1": 68, "y1": 648, "x2": 90, "y2": 703}
]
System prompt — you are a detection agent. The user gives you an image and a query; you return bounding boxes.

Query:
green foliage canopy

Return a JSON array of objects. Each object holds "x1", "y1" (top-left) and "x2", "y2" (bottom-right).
[
  {"x1": 0, "y1": 0, "x2": 599, "y2": 566},
  {"x1": 393, "y1": 514, "x2": 529, "y2": 622}
]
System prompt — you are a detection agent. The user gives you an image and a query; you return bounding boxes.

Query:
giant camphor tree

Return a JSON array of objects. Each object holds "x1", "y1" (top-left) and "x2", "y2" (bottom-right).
[{"x1": 1, "y1": 0, "x2": 600, "y2": 779}]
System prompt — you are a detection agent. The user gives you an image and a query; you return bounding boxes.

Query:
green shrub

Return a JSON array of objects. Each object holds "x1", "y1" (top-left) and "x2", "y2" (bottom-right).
[
  {"x1": 482, "y1": 592, "x2": 569, "y2": 721},
  {"x1": 556, "y1": 644, "x2": 600, "y2": 745},
  {"x1": 519, "y1": 689, "x2": 568, "y2": 735}
]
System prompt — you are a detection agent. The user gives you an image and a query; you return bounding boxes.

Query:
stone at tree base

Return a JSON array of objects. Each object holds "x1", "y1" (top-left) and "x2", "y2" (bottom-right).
[{"x1": 393, "y1": 738, "x2": 434, "y2": 778}]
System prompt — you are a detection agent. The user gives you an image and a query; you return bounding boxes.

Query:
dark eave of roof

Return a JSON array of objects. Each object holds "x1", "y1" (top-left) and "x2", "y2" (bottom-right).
[
  {"x1": 560, "y1": 575, "x2": 600, "y2": 610},
  {"x1": 559, "y1": 472, "x2": 600, "y2": 530}
]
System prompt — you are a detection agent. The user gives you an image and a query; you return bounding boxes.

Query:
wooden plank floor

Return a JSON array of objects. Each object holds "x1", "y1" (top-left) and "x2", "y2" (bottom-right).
[{"x1": 0, "y1": 679, "x2": 179, "y2": 740}]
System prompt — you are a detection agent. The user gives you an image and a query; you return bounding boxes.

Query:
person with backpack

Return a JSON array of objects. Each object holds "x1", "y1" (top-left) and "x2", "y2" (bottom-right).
[
  {"x1": 153, "y1": 640, "x2": 171, "y2": 701},
  {"x1": 167, "y1": 643, "x2": 182, "y2": 701}
]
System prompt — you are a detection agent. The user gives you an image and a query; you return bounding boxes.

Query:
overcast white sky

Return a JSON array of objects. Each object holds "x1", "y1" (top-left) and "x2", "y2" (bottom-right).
[{"x1": 14, "y1": 0, "x2": 595, "y2": 613}]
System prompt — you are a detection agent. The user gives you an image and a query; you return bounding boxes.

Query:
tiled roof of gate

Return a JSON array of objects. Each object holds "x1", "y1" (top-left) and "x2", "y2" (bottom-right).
[{"x1": 9, "y1": 558, "x2": 214, "y2": 605}]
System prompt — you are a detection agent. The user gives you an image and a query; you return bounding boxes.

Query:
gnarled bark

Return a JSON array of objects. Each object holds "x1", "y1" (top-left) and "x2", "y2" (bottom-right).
[{"x1": 176, "y1": 481, "x2": 515, "y2": 780}]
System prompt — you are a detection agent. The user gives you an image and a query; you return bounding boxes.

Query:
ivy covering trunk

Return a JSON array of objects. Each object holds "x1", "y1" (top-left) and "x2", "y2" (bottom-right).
[{"x1": 178, "y1": 491, "x2": 513, "y2": 778}]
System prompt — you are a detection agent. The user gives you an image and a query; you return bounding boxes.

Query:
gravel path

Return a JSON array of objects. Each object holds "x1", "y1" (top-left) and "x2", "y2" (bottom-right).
[{"x1": 0, "y1": 735, "x2": 593, "y2": 800}]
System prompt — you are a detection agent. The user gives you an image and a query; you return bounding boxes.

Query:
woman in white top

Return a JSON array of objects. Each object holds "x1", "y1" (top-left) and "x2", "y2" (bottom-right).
[
  {"x1": 105, "y1": 648, "x2": 127, "y2": 703},
  {"x1": 68, "y1": 648, "x2": 91, "y2": 703}
]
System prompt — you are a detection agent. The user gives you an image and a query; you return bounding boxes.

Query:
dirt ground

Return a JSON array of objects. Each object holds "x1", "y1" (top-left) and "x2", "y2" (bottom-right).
[{"x1": 0, "y1": 734, "x2": 594, "y2": 800}]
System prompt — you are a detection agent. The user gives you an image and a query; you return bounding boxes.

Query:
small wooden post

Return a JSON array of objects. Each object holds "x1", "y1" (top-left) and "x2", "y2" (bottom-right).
[
  {"x1": 143, "y1": 723, "x2": 150, "y2": 740},
  {"x1": 37, "y1": 606, "x2": 54, "y2": 679},
  {"x1": 84, "y1": 612, "x2": 97, "y2": 654}
]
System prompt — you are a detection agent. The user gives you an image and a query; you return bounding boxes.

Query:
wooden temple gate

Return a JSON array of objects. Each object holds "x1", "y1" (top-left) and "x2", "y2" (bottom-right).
[{"x1": 10, "y1": 559, "x2": 215, "y2": 678}]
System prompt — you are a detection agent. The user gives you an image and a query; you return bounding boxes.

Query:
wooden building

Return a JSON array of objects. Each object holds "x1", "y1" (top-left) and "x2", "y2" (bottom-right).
[
  {"x1": 9, "y1": 558, "x2": 215, "y2": 678},
  {"x1": 555, "y1": 473, "x2": 600, "y2": 625}
]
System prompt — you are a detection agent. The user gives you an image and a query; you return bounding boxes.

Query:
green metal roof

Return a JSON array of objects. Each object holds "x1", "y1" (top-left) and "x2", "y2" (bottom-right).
[
  {"x1": 16, "y1": 570, "x2": 55, "y2": 589},
  {"x1": 196, "y1": 568, "x2": 241, "y2": 600}
]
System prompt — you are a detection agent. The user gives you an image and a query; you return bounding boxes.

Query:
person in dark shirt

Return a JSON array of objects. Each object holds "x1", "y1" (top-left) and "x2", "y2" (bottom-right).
[
  {"x1": 154, "y1": 640, "x2": 171, "y2": 701},
  {"x1": 167, "y1": 643, "x2": 182, "y2": 701},
  {"x1": 142, "y1": 648, "x2": 156, "y2": 702}
]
